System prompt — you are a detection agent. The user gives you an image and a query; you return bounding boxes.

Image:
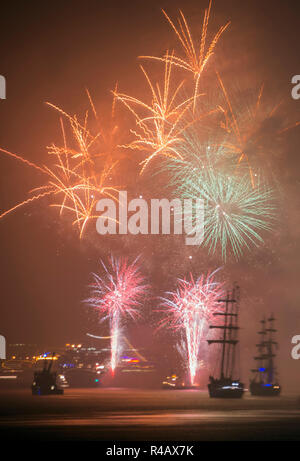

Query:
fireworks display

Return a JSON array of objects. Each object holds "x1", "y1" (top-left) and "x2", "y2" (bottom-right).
[
  {"x1": 160, "y1": 270, "x2": 224, "y2": 385},
  {"x1": 114, "y1": 56, "x2": 196, "y2": 174},
  {"x1": 141, "y1": 0, "x2": 230, "y2": 110},
  {"x1": 85, "y1": 257, "x2": 148, "y2": 372},
  {"x1": 0, "y1": 1, "x2": 291, "y2": 260},
  {"x1": 0, "y1": 93, "x2": 121, "y2": 237},
  {"x1": 165, "y1": 155, "x2": 276, "y2": 260},
  {"x1": 215, "y1": 73, "x2": 300, "y2": 186},
  {"x1": 0, "y1": 0, "x2": 298, "y2": 384}
]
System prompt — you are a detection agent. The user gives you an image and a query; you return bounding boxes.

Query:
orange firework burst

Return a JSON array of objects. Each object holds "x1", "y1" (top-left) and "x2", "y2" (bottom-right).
[
  {"x1": 0, "y1": 92, "x2": 120, "y2": 237},
  {"x1": 216, "y1": 73, "x2": 300, "y2": 187},
  {"x1": 114, "y1": 55, "x2": 197, "y2": 174},
  {"x1": 140, "y1": 0, "x2": 230, "y2": 110}
]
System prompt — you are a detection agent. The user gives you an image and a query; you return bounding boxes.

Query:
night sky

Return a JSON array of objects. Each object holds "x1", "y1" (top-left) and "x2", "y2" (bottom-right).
[{"x1": 0, "y1": 0, "x2": 299, "y2": 391}]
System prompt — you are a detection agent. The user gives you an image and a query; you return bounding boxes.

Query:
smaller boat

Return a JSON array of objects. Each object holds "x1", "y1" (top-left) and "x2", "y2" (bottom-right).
[
  {"x1": 162, "y1": 372, "x2": 186, "y2": 389},
  {"x1": 249, "y1": 315, "x2": 281, "y2": 396},
  {"x1": 65, "y1": 368, "x2": 101, "y2": 388},
  {"x1": 32, "y1": 353, "x2": 65, "y2": 395}
]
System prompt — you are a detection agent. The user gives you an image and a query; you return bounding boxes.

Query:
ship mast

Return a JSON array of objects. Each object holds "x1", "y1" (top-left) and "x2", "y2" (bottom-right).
[
  {"x1": 208, "y1": 286, "x2": 239, "y2": 380},
  {"x1": 265, "y1": 315, "x2": 277, "y2": 384},
  {"x1": 252, "y1": 315, "x2": 278, "y2": 385},
  {"x1": 252, "y1": 317, "x2": 266, "y2": 382}
]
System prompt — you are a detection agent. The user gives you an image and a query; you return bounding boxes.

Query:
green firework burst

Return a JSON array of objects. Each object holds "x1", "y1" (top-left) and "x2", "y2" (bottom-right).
[
  {"x1": 162, "y1": 146, "x2": 276, "y2": 260},
  {"x1": 181, "y1": 165, "x2": 276, "y2": 260}
]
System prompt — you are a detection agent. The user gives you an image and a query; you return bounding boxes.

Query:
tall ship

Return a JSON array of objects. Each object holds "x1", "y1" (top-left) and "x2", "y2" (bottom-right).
[
  {"x1": 249, "y1": 315, "x2": 281, "y2": 396},
  {"x1": 207, "y1": 286, "x2": 244, "y2": 398}
]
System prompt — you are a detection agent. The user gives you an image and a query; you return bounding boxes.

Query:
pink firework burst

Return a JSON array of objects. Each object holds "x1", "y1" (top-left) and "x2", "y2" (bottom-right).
[
  {"x1": 85, "y1": 256, "x2": 148, "y2": 372},
  {"x1": 160, "y1": 269, "x2": 224, "y2": 386}
]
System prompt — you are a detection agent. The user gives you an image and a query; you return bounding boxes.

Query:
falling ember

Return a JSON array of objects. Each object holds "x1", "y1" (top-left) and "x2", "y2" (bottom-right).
[
  {"x1": 159, "y1": 270, "x2": 224, "y2": 386},
  {"x1": 84, "y1": 257, "x2": 148, "y2": 372}
]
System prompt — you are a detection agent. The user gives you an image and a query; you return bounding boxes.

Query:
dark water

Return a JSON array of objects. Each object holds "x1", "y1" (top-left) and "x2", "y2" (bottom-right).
[{"x1": 0, "y1": 388, "x2": 299, "y2": 440}]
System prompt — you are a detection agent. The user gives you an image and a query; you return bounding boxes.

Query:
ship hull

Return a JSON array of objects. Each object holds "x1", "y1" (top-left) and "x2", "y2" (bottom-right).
[
  {"x1": 208, "y1": 380, "x2": 244, "y2": 398},
  {"x1": 250, "y1": 381, "x2": 281, "y2": 397}
]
